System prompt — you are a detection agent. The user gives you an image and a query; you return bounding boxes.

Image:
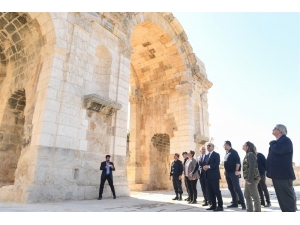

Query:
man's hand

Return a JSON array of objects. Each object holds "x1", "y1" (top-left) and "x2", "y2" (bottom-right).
[
  {"x1": 179, "y1": 176, "x2": 182, "y2": 180},
  {"x1": 224, "y1": 171, "x2": 226, "y2": 175},
  {"x1": 203, "y1": 165, "x2": 209, "y2": 171},
  {"x1": 189, "y1": 172, "x2": 193, "y2": 177},
  {"x1": 235, "y1": 171, "x2": 239, "y2": 176}
]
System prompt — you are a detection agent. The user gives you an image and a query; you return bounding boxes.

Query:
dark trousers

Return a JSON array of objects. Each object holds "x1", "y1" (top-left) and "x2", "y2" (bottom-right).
[
  {"x1": 199, "y1": 174, "x2": 210, "y2": 203},
  {"x1": 207, "y1": 179, "x2": 223, "y2": 208},
  {"x1": 225, "y1": 172, "x2": 245, "y2": 205},
  {"x1": 272, "y1": 178, "x2": 296, "y2": 212},
  {"x1": 99, "y1": 174, "x2": 116, "y2": 197},
  {"x1": 184, "y1": 176, "x2": 190, "y2": 197},
  {"x1": 187, "y1": 179, "x2": 198, "y2": 201},
  {"x1": 172, "y1": 175, "x2": 183, "y2": 194},
  {"x1": 257, "y1": 174, "x2": 270, "y2": 204}
]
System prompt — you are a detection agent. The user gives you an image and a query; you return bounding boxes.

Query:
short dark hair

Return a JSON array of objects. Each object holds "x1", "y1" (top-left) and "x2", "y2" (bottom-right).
[
  {"x1": 189, "y1": 150, "x2": 195, "y2": 157},
  {"x1": 105, "y1": 155, "x2": 111, "y2": 158},
  {"x1": 224, "y1": 141, "x2": 231, "y2": 147},
  {"x1": 174, "y1": 153, "x2": 180, "y2": 158},
  {"x1": 182, "y1": 152, "x2": 188, "y2": 155}
]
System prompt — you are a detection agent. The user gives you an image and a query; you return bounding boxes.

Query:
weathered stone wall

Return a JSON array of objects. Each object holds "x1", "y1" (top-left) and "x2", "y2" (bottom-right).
[{"x1": 0, "y1": 12, "x2": 212, "y2": 202}]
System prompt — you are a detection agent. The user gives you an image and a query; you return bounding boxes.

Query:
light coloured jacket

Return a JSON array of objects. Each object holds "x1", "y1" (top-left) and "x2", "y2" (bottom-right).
[{"x1": 187, "y1": 158, "x2": 200, "y2": 180}]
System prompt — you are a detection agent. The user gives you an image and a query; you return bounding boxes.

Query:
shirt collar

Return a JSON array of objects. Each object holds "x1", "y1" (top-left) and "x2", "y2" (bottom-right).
[{"x1": 276, "y1": 135, "x2": 283, "y2": 140}]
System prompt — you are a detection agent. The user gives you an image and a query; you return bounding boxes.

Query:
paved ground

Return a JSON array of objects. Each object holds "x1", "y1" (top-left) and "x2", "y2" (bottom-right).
[{"x1": 0, "y1": 187, "x2": 300, "y2": 212}]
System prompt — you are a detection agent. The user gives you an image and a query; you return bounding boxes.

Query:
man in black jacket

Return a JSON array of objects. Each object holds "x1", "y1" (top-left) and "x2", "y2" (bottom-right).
[
  {"x1": 169, "y1": 153, "x2": 183, "y2": 200},
  {"x1": 182, "y1": 152, "x2": 190, "y2": 201},
  {"x1": 223, "y1": 141, "x2": 246, "y2": 210},
  {"x1": 98, "y1": 155, "x2": 116, "y2": 200},
  {"x1": 266, "y1": 124, "x2": 296, "y2": 212},
  {"x1": 256, "y1": 151, "x2": 271, "y2": 207}
]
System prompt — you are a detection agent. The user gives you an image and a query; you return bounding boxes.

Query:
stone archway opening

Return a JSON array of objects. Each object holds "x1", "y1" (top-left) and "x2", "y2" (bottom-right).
[
  {"x1": 0, "y1": 89, "x2": 26, "y2": 187},
  {"x1": 127, "y1": 20, "x2": 187, "y2": 191},
  {"x1": 149, "y1": 133, "x2": 170, "y2": 190}
]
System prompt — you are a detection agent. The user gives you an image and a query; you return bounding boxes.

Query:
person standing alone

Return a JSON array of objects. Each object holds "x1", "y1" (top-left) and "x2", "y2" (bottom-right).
[{"x1": 98, "y1": 155, "x2": 116, "y2": 200}]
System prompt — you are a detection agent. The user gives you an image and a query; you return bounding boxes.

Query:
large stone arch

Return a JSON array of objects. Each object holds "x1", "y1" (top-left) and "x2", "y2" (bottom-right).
[
  {"x1": 0, "y1": 12, "x2": 58, "y2": 202},
  {"x1": 0, "y1": 12, "x2": 212, "y2": 202}
]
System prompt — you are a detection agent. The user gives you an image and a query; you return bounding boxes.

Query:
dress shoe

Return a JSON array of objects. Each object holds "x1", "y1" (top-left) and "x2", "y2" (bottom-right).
[
  {"x1": 113, "y1": 196, "x2": 116, "y2": 199},
  {"x1": 172, "y1": 196, "x2": 179, "y2": 200},
  {"x1": 264, "y1": 202, "x2": 271, "y2": 207},
  {"x1": 185, "y1": 198, "x2": 190, "y2": 201},
  {"x1": 213, "y1": 207, "x2": 224, "y2": 212},
  {"x1": 206, "y1": 206, "x2": 216, "y2": 210},
  {"x1": 202, "y1": 202, "x2": 209, "y2": 206},
  {"x1": 227, "y1": 204, "x2": 238, "y2": 208},
  {"x1": 178, "y1": 194, "x2": 182, "y2": 201},
  {"x1": 261, "y1": 201, "x2": 265, "y2": 206},
  {"x1": 190, "y1": 200, "x2": 197, "y2": 204},
  {"x1": 242, "y1": 206, "x2": 246, "y2": 210},
  {"x1": 97, "y1": 197, "x2": 102, "y2": 200}
]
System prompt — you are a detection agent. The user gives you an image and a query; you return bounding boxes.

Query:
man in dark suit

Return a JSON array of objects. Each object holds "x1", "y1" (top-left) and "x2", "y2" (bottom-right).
[
  {"x1": 192, "y1": 146, "x2": 211, "y2": 206},
  {"x1": 256, "y1": 151, "x2": 271, "y2": 207},
  {"x1": 202, "y1": 143, "x2": 224, "y2": 211},
  {"x1": 266, "y1": 124, "x2": 296, "y2": 212},
  {"x1": 98, "y1": 155, "x2": 116, "y2": 200}
]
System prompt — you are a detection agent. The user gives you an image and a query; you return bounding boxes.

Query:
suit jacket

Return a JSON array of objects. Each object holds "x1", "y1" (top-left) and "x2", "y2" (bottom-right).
[
  {"x1": 186, "y1": 158, "x2": 200, "y2": 180},
  {"x1": 100, "y1": 161, "x2": 115, "y2": 179},
  {"x1": 192, "y1": 154, "x2": 207, "y2": 179},
  {"x1": 203, "y1": 151, "x2": 221, "y2": 180},
  {"x1": 266, "y1": 135, "x2": 296, "y2": 180}
]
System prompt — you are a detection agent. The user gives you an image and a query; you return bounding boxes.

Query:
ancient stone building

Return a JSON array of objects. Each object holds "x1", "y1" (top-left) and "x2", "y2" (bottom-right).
[{"x1": 0, "y1": 12, "x2": 212, "y2": 203}]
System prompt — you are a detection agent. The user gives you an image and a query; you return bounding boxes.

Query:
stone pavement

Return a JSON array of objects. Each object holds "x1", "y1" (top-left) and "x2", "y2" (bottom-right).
[{"x1": 0, "y1": 187, "x2": 299, "y2": 212}]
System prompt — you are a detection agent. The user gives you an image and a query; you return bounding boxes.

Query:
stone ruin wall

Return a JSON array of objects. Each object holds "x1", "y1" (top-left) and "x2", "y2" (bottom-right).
[{"x1": 0, "y1": 12, "x2": 212, "y2": 203}]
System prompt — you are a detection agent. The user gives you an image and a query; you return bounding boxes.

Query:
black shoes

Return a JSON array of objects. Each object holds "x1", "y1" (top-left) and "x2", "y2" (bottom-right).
[
  {"x1": 97, "y1": 197, "x2": 102, "y2": 200},
  {"x1": 213, "y1": 207, "x2": 224, "y2": 212},
  {"x1": 113, "y1": 196, "x2": 116, "y2": 199},
  {"x1": 227, "y1": 204, "x2": 238, "y2": 208},
  {"x1": 178, "y1": 194, "x2": 182, "y2": 201},
  {"x1": 206, "y1": 206, "x2": 216, "y2": 210},
  {"x1": 265, "y1": 202, "x2": 271, "y2": 207},
  {"x1": 185, "y1": 198, "x2": 190, "y2": 201},
  {"x1": 188, "y1": 200, "x2": 197, "y2": 204},
  {"x1": 202, "y1": 202, "x2": 209, "y2": 206},
  {"x1": 172, "y1": 196, "x2": 179, "y2": 200}
]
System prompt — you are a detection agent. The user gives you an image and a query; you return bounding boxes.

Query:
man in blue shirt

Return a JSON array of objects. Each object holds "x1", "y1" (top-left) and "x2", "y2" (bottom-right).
[{"x1": 98, "y1": 155, "x2": 116, "y2": 200}]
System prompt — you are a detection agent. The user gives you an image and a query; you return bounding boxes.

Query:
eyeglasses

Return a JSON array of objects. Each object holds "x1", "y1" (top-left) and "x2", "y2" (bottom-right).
[
  {"x1": 273, "y1": 127, "x2": 279, "y2": 131},
  {"x1": 207, "y1": 145, "x2": 212, "y2": 147}
]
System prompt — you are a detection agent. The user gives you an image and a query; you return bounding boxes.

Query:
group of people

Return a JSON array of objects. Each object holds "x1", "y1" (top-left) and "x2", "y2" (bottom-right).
[{"x1": 169, "y1": 124, "x2": 297, "y2": 212}]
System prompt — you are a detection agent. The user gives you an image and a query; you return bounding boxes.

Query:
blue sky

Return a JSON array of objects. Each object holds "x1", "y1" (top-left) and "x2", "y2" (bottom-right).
[{"x1": 173, "y1": 12, "x2": 300, "y2": 163}]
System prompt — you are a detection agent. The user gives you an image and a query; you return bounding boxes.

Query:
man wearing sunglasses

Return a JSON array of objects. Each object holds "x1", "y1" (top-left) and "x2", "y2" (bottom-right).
[{"x1": 266, "y1": 124, "x2": 296, "y2": 212}]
